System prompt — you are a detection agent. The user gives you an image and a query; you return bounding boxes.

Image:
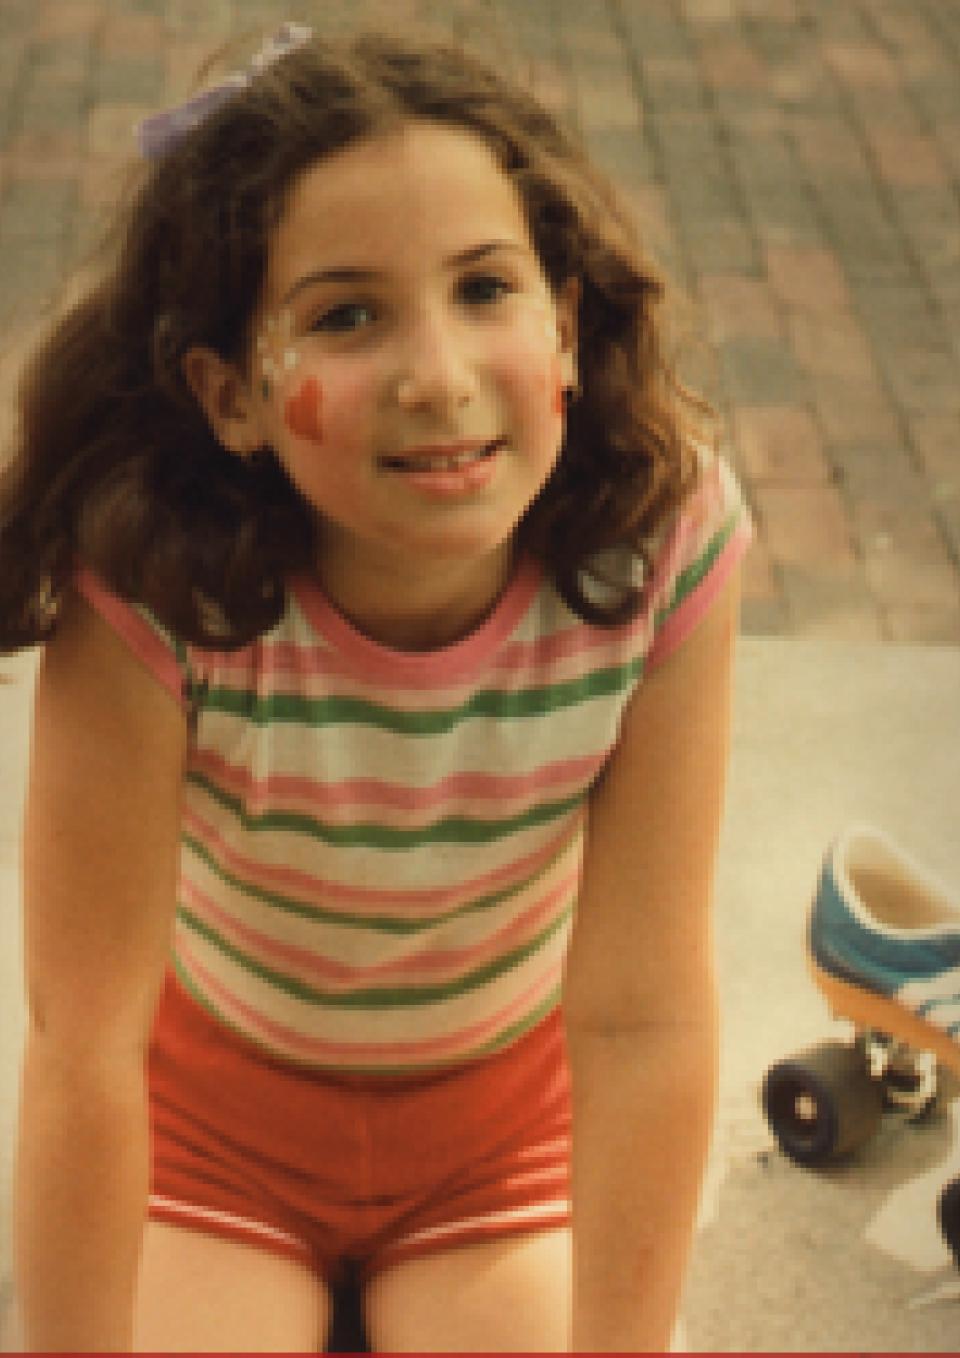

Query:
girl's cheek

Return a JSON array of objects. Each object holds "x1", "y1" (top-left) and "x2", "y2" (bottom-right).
[
  {"x1": 270, "y1": 358, "x2": 374, "y2": 460},
  {"x1": 502, "y1": 298, "x2": 567, "y2": 416},
  {"x1": 257, "y1": 327, "x2": 336, "y2": 451},
  {"x1": 495, "y1": 331, "x2": 565, "y2": 431}
]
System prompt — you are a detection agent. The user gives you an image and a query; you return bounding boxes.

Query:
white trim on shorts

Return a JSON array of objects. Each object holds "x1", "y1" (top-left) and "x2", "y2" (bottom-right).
[
  {"x1": 391, "y1": 1197, "x2": 572, "y2": 1251},
  {"x1": 148, "y1": 1192, "x2": 311, "y2": 1256}
]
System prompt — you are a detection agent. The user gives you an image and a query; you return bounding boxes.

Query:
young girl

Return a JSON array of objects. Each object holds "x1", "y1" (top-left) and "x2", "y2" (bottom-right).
[{"x1": 1, "y1": 19, "x2": 751, "y2": 1354}]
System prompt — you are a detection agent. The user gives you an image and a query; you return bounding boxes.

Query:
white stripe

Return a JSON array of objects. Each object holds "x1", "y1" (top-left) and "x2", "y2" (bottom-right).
[
  {"x1": 148, "y1": 1193, "x2": 309, "y2": 1253},
  {"x1": 185, "y1": 833, "x2": 580, "y2": 967},
  {"x1": 392, "y1": 1198, "x2": 571, "y2": 1251},
  {"x1": 197, "y1": 694, "x2": 615, "y2": 786},
  {"x1": 186, "y1": 775, "x2": 574, "y2": 890},
  {"x1": 177, "y1": 924, "x2": 569, "y2": 1051}
]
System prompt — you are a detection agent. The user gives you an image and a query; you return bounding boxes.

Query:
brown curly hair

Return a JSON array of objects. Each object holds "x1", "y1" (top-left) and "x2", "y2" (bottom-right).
[{"x1": 0, "y1": 22, "x2": 703, "y2": 653}]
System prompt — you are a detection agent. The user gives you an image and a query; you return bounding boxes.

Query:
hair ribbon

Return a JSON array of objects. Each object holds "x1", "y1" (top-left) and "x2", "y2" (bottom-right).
[{"x1": 135, "y1": 21, "x2": 313, "y2": 159}]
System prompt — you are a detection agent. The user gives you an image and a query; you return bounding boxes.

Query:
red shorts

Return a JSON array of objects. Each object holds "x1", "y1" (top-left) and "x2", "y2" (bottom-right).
[{"x1": 146, "y1": 973, "x2": 572, "y2": 1288}]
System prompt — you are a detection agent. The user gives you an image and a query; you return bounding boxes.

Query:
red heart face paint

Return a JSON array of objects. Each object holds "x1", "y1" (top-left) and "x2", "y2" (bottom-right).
[
  {"x1": 551, "y1": 354, "x2": 565, "y2": 417},
  {"x1": 284, "y1": 376, "x2": 324, "y2": 444}
]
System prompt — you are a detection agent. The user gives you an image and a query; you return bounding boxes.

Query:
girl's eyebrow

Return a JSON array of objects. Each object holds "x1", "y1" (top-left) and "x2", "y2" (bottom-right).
[{"x1": 280, "y1": 240, "x2": 529, "y2": 305}]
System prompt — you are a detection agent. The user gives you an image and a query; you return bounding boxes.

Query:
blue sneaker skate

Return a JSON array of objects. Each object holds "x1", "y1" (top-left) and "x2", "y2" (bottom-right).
[
  {"x1": 762, "y1": 826, "x2": 960, "y2": 1267},
  {"x1": 809, "y1": 824, "x2": 960, "y2": 1077}
]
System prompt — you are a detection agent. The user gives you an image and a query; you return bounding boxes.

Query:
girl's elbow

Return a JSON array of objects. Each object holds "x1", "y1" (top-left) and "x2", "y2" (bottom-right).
[{"x1": 563, "y1": 970, "x2": 718, "y2": 1037}]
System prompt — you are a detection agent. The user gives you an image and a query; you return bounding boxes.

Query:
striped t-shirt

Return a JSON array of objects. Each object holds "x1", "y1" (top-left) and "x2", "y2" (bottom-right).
[{"x1": 76, "y1": 448, "x2": 751, "y2": 1074}]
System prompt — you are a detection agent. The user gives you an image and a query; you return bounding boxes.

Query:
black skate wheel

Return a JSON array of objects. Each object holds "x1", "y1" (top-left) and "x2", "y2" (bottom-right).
[
  {"x1": 937, "y1": 1176, "x2": 960, "y2": 1269},
  {"x1": 762, "y1": 1040, "x2": 883, "y2": 1167}
]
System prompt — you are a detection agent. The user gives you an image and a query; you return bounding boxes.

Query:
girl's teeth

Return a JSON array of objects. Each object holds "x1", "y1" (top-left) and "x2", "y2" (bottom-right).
[
  {"x1": 390, "y1": 443, "x2": 497, "y2": 471},
  {"x1": 420, "y1": 451, "x2": 477, "y2": 470}
]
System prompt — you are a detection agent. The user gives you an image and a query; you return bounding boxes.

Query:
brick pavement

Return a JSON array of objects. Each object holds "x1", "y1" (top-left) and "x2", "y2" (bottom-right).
[{"x1": 0, "y1": 0, "x2": 958, "y2": 643}]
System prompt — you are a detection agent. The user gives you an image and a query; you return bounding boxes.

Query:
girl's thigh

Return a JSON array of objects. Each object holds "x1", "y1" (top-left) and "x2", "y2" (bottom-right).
[
  {"x1": 133, "y1": 1218, "x2": 331, "y2": 1353},
  {"x1": 365, "y1": 1225, "x2": 571, "y2": 1353}
]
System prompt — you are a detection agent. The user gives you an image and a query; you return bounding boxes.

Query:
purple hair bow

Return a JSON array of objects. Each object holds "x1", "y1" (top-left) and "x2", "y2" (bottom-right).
[{"x1": 136, "y1": 21, "x2": 313, "y2": 159}]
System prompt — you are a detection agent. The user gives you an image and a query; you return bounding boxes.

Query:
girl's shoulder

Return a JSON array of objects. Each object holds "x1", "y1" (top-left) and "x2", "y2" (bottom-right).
[
  {"x1": 661, "y1": 440, "x2": 752, "y2": 580},
  {"x1": 73, "y1": 566, "x2": 203, "y2": 713},
  {"x1": 569, "y1": 442, "x2": 752, "y2": 666},
  {"x1": 640, "y1": 437, "x2": 754, "y2": 665},
  {"x1": 71, "y1": 567, "x2": 301, "y2": 714},
  {"x1": 644, "y1": 441, "x2": 752, "y2": 667}
]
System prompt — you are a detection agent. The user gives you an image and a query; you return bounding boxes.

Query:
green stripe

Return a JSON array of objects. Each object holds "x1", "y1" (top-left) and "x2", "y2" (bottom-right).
[
  {"x1": 177, "y1": 900, "x2": 573, "y2": 1010},
  {"x1": 199, "y1": 656, "x2": 644, "y2": 733},
  {"x1": 463, "y1": 984, "x2": 563, "y2": 1060},
  {"x1": 171, "y1": 954, "x2": 562, "y2": 1073},
  {"x1": 655, "y1": 514, "x2": 739, "y2": 628},
  {"x1": 187, "y1": 772, "x2": 586, "y2": 848},
  {"x1": 181, "y1": 826, "x2": 577, "y2": 935}
]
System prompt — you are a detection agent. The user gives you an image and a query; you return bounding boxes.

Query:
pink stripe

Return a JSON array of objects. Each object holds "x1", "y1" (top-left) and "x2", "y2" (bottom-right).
[
  {"x1": 202, "y1": 511, "x2": 733, "y2": 701},
  {"x1": 177, "y1": 942, "x2": 564, "y2": 1065},
  {"x1": 182, "y1": 802, "x2": 583, "y2": 919},
  {"x1": 189, "y1": 746, "x2": 604, "y2": 824},
  {"x1": 488, "y1": 612, "x2": 650, "y2": 680},
  {"x1": 206, "y1": 580, "x2": 662, "y2": 700},
  {"x1": 289, "y1": 554, "x2": 543, "y2": 686},
  {"x1": 647, "y1": 520, "x2": 753, "y2": 668},
  {"x1": 181, "y1": 864, "x2": 577, "y2": 991},
  {"x1": 74, "y1": 567, "x2": 186, "y2": 707},
  {"x1": 202, "y1": 614, "x2": 655, "y2": 707}
]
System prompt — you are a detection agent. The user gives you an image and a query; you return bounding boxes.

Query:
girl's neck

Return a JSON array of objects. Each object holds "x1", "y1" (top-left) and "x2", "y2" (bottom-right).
[{"x1": 314, "y1": 538, "x2": 517, "y2": 653}]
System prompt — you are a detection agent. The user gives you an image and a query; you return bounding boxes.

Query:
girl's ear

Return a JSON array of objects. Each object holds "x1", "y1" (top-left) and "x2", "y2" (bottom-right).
[
  {"x1": 182, "y1": 346, "x2": 265, "y2": 457},
  {"x1": 554, "y1": 277, "x2": 580, "y2": 390}
]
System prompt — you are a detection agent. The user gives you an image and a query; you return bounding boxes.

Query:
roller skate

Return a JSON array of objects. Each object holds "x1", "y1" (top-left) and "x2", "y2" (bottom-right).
[{"x1": 761, "y1": 825, "x2": 960, "y2": 1267}]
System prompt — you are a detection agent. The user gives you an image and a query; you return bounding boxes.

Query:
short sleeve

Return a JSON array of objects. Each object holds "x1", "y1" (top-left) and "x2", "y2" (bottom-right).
[
  {"x1": 74, "y1": 566, "x2": 197, "y2": 710},
  {"x1": 645, "y1": 447, "x2": 753, "y2": 668}
]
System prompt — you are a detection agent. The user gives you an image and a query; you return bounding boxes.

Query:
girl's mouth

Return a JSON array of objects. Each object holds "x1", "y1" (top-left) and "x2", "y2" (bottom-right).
[
  {"x1": 378, "y1": 437, "x2": 506, "y2": 473},
  {"x1": 377, "y1": 438, "x2": 506, "y2": 497}
]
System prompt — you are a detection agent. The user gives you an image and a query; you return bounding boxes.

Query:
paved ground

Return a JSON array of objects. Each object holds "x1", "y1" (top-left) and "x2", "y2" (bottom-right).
[{"x1": 0, "y1": 0, "x2": 959, "y2": 644}]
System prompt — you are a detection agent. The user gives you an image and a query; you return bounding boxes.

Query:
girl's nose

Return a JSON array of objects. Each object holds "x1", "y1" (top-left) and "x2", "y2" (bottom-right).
[{"x1": 393, "y1": 312, "x2": 476, "y2": 414}]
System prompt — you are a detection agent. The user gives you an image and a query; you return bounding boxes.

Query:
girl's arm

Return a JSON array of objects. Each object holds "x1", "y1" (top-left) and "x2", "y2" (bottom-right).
[
  {"x1": 14, "y1": 590, "x2": 186, "y2": 1352},
  {"x1": 562, "y1": 565, "x2": 742, "y2": 1353}
]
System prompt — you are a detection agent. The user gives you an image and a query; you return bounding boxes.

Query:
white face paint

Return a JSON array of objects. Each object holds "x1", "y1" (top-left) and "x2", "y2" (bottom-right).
[
  {"x1": 524, "y1": 292, "x2": 560, "y2": 349},
  {"x1": 256, "y1": 311, "x2": 302, "y2": 397}
]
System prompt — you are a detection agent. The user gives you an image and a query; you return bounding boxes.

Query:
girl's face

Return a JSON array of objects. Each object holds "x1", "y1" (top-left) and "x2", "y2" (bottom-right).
[
  {"x1": 220, "y1": 121, "x2": 576, "y2": 619},
  {"x1": 187, "y1": 120, "x2": 578, "y2": 630}
]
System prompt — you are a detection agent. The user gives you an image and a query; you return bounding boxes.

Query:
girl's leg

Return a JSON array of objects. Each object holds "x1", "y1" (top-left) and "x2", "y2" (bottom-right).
[
  {"x1": 133, "y1": 1219, "x2": 331, "y2": 1354},
  {"x1": 365, "y1": 1225, "x2": 571, "y2": 1354}
]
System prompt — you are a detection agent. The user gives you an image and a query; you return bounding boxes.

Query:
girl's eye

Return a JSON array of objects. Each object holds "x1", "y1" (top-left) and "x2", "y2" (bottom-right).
[
  {"x1": 459, "y1": 273, "x2": 513, "y2": 306},
  {"x1": 310, "y1": 302, "x2": 377, "y2": 334}
]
